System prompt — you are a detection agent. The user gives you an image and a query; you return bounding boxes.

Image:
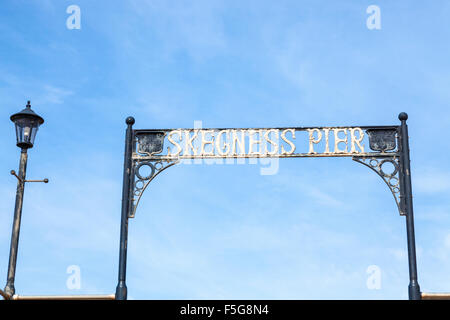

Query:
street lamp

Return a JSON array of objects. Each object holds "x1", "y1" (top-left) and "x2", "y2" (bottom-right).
[
  {"x1": 10, "y1": 101, "x2": 44, "y2": 149},
  {"x1": 3, "y1": 101, "x2": 47, "y2": 299}
]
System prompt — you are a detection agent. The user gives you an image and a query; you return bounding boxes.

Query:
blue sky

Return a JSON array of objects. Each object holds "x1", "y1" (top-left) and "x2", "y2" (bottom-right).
[{"x1": 1, "y1": 0, "x2": 450, "y2": 299}]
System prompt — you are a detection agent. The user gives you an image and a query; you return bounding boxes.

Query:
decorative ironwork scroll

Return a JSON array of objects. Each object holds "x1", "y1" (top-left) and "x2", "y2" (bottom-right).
[
  {"x1": 352, "y1": 156, "x2": 403, "y2": 215},
  {"x1": 129, "y1": 125, "x2": 404, "y2": 217},
  {"x1": 129, "y1": 131, "x2": 178, "y2": 218},
  {"x1": 352, "y1": 128, "x2": 405, "y2": 215}
]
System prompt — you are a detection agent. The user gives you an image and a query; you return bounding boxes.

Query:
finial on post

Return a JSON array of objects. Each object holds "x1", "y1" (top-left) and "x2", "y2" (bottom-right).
[
  {"x1": 398, "y1": 112, "x2": 408, "y2": 121},
  {"x1": 126, "y1": 116, "x2": 135, "y2": 125}
]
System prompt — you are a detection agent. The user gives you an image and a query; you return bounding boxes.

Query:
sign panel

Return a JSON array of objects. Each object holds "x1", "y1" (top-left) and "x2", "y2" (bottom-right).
[{"x1": 133, "y1": 126, "x2": 399, "y2": 160}]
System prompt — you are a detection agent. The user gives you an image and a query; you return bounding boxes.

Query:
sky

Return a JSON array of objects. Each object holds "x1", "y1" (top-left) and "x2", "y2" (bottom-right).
[{"x1": 1, "y1": 0, "x2": 450, "y2": 300}]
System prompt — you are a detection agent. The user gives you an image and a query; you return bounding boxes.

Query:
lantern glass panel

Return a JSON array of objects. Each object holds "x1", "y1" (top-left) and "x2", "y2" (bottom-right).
[{"x1": 14, "y1": 117, "x2": 40, "y2": 148}]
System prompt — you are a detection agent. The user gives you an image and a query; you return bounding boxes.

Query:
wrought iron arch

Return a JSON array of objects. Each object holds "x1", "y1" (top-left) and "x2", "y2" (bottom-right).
[{"x1": 115, "y1": 113, "x2": 421, "y2": 301}]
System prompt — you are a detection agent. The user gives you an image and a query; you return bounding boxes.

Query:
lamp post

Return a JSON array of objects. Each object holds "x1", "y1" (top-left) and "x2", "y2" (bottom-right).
[
  {"x1": 3, "y1": 101, "x2": 46, "y2": 299},
  {"x1": 398, "y1": 112, "x2": 421, "y2": 300}
]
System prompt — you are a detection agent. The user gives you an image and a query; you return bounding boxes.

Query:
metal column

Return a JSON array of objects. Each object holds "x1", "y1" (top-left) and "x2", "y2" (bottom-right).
[
  {"x1": 4, "y1": 149, "x2": 28, "y2": 298},
  {"x1": 115, "y1": 116, "x2": 135, "y2": 300},
  {"x1": 398, "y1": 112, "x2": 421, "y2": 300}
]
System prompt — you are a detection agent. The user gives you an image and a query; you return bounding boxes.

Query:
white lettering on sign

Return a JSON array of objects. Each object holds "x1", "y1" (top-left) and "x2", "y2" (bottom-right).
[{"x1": 160, "y1": 128, "x2": 366, "y2": 158}]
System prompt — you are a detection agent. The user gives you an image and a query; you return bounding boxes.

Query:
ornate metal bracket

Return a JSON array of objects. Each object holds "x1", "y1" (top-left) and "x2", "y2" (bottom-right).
[
  {"x1": 10, "y1": 170, "x2": 48, "y2": 183},
  {"x1": 129, "y1": 159, "x2": 178, "y2": 218},
  {"x1": 352, "y1": 128, "x2": 405, "y2": 216},
  {"x1": 129, "y1": 131, "x2": 178, "y2": 218},
  {"x1": 352, "y1": 156, "x2": 404, "y2": 215}
]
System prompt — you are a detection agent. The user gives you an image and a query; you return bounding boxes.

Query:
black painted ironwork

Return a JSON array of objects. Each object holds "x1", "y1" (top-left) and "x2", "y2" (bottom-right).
[
  {"x1": 115, "y1": 113, "x2": 422, "y2": 300},
  {"x1": 352, "y1": 156, "x2": 403, "y2": 215},
  {"x1": 115, "y1": 116, "x2": 135, "y2": 301},
  {"x1": 366, "y1": 129, "x2": 397, "y2": 152},
  {"x1": 130, "y1": 160, "x2": 177, "y2": 219},
  {"x1": 135, "y1": 131, "x2": 166, "y2": 156},
  {"x1": 398, "y1": 112, "x2": 421, "y2": 300}
]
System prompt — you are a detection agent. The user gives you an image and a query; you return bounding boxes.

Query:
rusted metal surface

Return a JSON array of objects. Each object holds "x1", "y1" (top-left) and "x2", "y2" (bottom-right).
[
  {"x1": 4, "y1": 149, "x2": 49, "y2": 298},
  {"x1": 10, "y1": 170, "x2": 21, "y2": 182},
  {"x1": 0, "y1": 289, "x2": 10, "y2": 300},
  {"x1": 11, "y1": 169, "x2": 49, "y2": 183},
  {"x1": 12, "y1": 294, "x2": 115, "y2": 300},
  {"x1": 24, "y1": 178, "x2": 49, "y2": 183},
  {"x1": 421, "y1": 292, "x2": 450, "y2": 300},
  {"x1": 135, "y1": 131, "x2": 165, "y2": 156},
  {"x1": 134, "y1": 151, "x2": 399, "y2": 160},
  {"x1": 4, "y1": 149, "x2": 28, "y2": 297},
  {"x1": 366, "y1": 129, "x2": 397, "y2": 152}
]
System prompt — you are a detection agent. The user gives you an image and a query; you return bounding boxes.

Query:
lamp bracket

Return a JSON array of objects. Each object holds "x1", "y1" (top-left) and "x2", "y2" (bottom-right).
[{"x1": 10, "y1": 170, "x2": 49, "y2": 183}]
